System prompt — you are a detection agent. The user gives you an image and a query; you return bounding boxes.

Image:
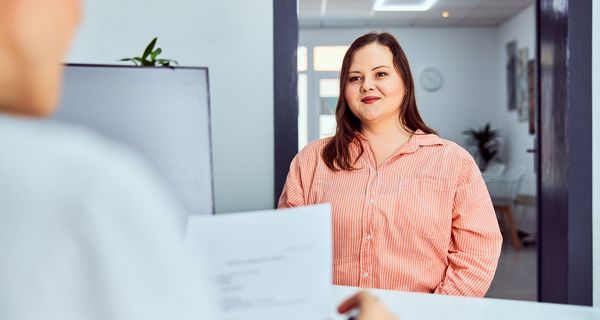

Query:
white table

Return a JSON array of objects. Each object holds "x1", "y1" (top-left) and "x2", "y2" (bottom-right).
[{"x1": 333, "y1": 286, "x2": 600, "y2": 320}]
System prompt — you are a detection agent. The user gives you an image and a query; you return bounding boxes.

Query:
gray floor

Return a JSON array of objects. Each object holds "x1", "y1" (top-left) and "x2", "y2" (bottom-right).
[{"x1": 486, "y1": 201, "x2": 537, "y2": 302}]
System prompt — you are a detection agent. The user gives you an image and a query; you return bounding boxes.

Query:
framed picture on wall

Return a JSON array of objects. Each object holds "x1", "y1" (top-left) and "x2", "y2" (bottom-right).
[
  {"x1": 506, "y1": 40, "x2": 517, "y2": 111},
  {"x1": 528, "y1": 59, "x2": 536, "y2": 134},
  {"x1": 516, "y1": 47, "x2": 529, "y2": 122}
]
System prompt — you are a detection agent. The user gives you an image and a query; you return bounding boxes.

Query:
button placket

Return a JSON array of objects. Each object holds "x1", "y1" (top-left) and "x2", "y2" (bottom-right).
[
  {"x1": 360, "y1": 165, "x2": 380, "y2": 287},
  {"x1": 358, "y1": 149, "x2": 380, "y2": 288}
]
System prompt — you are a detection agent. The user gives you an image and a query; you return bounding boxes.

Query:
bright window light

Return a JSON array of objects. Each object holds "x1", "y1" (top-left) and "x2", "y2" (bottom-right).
[
  {"x1": 319, "y1": 79, "x2": 339, "y2": 98},
  {"x1": 313, "y1": 46, "x2": 349, "y2": 72},
  {"x1": 373, "y1": 0, "x2": 438, "y2": 12},
  {"x1": 319, "y1": 115, "x2": 337, "y2": 138},
  {"x1": 298, "y1": 74, "x2": 308, "y2": 150},
  {"x1": 297, "y1": 46, "x2": 308, "y2": 72}
]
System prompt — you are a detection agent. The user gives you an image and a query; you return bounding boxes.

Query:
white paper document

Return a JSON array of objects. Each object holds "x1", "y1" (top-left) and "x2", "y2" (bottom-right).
[{"x1": 185, "y1": 204, "x2": 333, "y2": 320}]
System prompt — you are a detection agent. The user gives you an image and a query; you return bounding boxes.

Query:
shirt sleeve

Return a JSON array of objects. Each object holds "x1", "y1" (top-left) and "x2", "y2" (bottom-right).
[
  {"x1": 277, "y1": 153, "x2": 307, "y2": 208},
  {"x1": 434, "y1": 154, "x2": 503, "y2": 297}
]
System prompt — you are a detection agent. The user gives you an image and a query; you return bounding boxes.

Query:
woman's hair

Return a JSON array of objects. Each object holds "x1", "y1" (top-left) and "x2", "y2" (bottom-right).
[{"x1": 321, "y1": 32, "x2": 436, "y2": 171}]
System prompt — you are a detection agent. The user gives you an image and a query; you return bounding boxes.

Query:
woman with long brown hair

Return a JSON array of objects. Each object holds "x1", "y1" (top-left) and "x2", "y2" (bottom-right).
[{"x1": 279, "y1": 32, "x2": 502, "y2": 297}]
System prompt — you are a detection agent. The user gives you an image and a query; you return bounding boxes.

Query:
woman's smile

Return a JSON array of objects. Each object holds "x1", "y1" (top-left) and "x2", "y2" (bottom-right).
[{"x1": 361, "y1": 96, "x2": 381, "y2": 104}]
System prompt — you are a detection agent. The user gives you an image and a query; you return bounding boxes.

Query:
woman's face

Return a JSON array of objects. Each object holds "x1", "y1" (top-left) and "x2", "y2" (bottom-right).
[
  {"x1": 344, "y1": 43, "x2": 405, "y2": 128},
  {"x1": 0, "y1": 0, "x2": 81, "y2": 116}
]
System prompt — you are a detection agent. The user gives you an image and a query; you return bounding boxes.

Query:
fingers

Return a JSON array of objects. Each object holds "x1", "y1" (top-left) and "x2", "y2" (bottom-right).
[
  {"x1": 337, "y1": 292, "x2": 397, "y2": 320},
  {"x1": 337, "y1": 291, "x2": 372, "y2": 314}
]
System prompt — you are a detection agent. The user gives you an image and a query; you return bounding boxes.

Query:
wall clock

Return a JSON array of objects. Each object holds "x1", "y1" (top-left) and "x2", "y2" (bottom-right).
[{"x1": 419, "y1": 67, "x2": 444, "y2": 92}]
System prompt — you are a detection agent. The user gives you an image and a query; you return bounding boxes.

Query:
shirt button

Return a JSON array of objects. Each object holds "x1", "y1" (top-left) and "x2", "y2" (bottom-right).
[
  {"x1": 369, "y1": 199, "x2": 375, "y2": 204},
  {"x1": 374, "y1": 172, "x2": 379, "y2": 176},
  {"x1": 363, "y1": 272, "x2": 369, "y2": 278},
  {"x1": 366, "y1": 235, "x2": 372, "y2": 240}
]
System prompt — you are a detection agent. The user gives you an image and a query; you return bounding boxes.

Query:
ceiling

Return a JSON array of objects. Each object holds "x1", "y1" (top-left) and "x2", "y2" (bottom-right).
[{"x1": 299, "y1": 0, "x2": 535, "y2": 28}]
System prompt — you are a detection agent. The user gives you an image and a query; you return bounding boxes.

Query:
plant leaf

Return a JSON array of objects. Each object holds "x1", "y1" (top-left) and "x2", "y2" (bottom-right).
[
  {"x1": 122, "y1": 38, "x2": 179, "y2": 68},
  {"x1": 150, "y1": 48, "x2": 162, "y2": 63},
  {"x1": 141, "y1": 37, "x2": 158, "y2": 61},
  {"x1": 120, "y1": 58, "x2": 139, "y2": 66},
  {"x1": 462, "y1": 122, "x2": 501, "y2": 170},
  {"x1": 150, "y1": 48, "x2": 162, "y2": 61},
  {"x1": 156, "y1": 58, "x2": 179, "y2": 66}
]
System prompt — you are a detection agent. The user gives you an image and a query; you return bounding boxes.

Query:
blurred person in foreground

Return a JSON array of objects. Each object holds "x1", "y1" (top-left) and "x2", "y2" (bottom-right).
[
  {"x1": 0, "y1": 0, "x2": 214, "y2": 319},
  {"x1": 0, "y1": 0, "x2": 394, "y2": 319}
]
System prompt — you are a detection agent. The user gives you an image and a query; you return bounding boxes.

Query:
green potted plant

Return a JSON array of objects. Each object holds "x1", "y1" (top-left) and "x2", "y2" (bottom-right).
[
  {"x1": 120, "y1": 37, "x2": 178, "y2": 67},
  {"x1": 462, "y1": 122, "x2": 501, "y2": 171}
]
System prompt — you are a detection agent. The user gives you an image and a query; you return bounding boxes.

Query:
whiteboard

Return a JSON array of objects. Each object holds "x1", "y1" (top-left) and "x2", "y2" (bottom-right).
[{"x1": 52, "y1": 64, "x2": 213, "y2": 215}]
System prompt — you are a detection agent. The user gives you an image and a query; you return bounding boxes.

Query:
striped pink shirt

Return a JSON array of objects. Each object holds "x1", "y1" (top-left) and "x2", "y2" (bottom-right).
[{"x1": 278, "y1": 130, "x2": 502, "y2": 297}]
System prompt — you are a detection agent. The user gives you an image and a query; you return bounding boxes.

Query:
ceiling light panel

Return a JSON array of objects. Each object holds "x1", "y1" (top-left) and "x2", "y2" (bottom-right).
[{"x1": 373, "y1": 0, "x2": 438, "y2": 11}]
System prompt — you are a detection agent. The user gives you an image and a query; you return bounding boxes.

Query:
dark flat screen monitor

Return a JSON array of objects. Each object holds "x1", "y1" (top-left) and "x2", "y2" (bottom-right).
[{"x1": 51, "y1": 64, "x2": 214, "y2": 215}]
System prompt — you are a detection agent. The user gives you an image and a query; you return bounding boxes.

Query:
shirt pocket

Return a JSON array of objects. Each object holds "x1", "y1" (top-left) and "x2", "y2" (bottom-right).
[{"x1": 393, "y1": 177, "x2": 454, "y2": 239}]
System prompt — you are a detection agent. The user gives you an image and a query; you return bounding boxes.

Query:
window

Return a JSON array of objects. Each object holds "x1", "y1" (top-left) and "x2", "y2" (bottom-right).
[
  {"x1": 297, "y1": 46, "x2": 308, "y2": 72},
  {"x1": 298, "y1": 45, "x2": 346, "y2": 148},
  {"x1": 298, "y1": 73, "x2": 308, "y2": 149},
  {"x1": 313, "y1": 46, "x2": 348, "y2": 71},
  {"x1": 318, "y1": 78, "x2": 339, "y2": 138}
]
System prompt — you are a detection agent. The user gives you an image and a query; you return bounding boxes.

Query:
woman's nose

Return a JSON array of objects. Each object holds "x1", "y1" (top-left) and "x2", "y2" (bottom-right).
[{"x1": 360, "y1": 78, "x2": 374, "y2": 92}]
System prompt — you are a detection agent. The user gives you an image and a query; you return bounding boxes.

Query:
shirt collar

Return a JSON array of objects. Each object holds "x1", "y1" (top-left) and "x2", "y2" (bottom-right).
[
  {"x1": 355, "y1": 129, "x2": 445, "y2": 147},
  {"x1": 410, "y1": 129, "x2": 446, "y2": 147}
]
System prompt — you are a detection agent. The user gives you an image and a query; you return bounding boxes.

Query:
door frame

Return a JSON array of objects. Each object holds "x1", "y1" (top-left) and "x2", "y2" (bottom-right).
[
  {"x1": 537, "y1": 0, "x2": 593, "y2": 305},
  {"x1": 273, "y1": 0, "x2": 298, "y2": 205}
]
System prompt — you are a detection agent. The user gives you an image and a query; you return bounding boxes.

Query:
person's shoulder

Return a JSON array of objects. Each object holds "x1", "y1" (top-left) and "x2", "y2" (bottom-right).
[
  {"x1": 0, "y1": 116, "x2": 167, "y2": 196},
  {"x1": 300, "y1": 136, "x2": 332, "y2": 153},
  {"x1": 436, "y1": 137, "x2": 472, "y2": 159},
  {"x1": 434, "y1": 137, "x2": 481, "y2": 175},
  {"x1": 0, "y1": 115, "x2": 186, "y2": 227},
  {"x1": 421, "y1": 135, "x2": 476, "y2": 168},
  {"x1": 295, "y1": 136, "x2": 332, "y2": 162},
  {"x1": 0, "y1": 116, "x2": 134, "y2": 165}
]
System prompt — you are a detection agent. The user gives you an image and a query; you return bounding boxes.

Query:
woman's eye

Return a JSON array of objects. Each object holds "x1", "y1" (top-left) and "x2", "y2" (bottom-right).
[
  {"x1": 348, "y1": 76, "x2": 361, "y2": 82},
  {"x1": 376, "y1": 72, "x2": 388, "y2": 77}
]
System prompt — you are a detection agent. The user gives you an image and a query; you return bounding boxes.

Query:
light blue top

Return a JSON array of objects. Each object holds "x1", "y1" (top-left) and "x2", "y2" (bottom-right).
[{"x1": 0, "y1": 114, "x2": 215, "y2": 320}]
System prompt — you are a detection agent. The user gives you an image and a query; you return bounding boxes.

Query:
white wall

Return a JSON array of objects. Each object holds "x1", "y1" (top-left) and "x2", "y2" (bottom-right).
[
  {"x1": 66, "y1": 0, "x2": 274, "y2": 213},
  {"x1": 301, "y1": 12, "x2": 536, "y2": 196},
  {"x1": 497, "y1": 5, "x2": 536, "y2": 196},
  {"x1": 593, "y1": 0, "x2": 599, "y2": 308}
]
